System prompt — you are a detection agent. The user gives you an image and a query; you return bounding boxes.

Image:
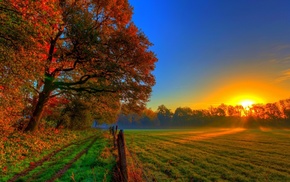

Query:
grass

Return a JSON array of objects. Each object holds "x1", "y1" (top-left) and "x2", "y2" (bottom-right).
[
  {"x1": 0, "y1": 128, "x2": 115, "y2": 181},
  {"x1": 125, "y1": 128, "x2": 290, "y2": 181},
  {"x1": 56, "y1": 134, "x2": 115, "y2": 181}
]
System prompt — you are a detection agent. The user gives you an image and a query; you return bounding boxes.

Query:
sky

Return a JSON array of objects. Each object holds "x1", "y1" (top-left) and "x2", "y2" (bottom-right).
[{"x1": 129, "y1": 0, "x2": 290, "y2": 111}]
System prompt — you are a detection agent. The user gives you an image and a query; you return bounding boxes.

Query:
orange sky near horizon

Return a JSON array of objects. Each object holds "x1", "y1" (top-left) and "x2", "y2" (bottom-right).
[
  {"x1": 193, "y1": 58, "x2": 290, "y2": 109},
  {"x1": 147, "y1": 57, "x2": 290, "y2": 111}
]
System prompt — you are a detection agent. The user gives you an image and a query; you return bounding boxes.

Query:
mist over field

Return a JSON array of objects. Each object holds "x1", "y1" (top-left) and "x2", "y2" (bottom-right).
[{"x1": 117, "y1": 100, "x2": 290, "y2": 130}]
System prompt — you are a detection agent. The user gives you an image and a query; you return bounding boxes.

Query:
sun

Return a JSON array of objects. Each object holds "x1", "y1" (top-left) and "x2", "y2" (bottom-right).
[
  {"x1": 240, "y1": 100, "x2": 254, "y2": 110},
  {"x1": 230, "y1": 94, "x2": 264, "y2": 108}
]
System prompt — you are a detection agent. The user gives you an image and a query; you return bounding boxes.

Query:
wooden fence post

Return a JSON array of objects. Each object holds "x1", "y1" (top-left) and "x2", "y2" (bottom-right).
[
  {"x1": 114, "y1": 125, "x2": 118, "y2": 148},
  {"x1": 117, "y1": 130, "x2": 128, "y2": 182},
  {"x1": 112, "y1": 126, "x2": 116, "y2": 148}
]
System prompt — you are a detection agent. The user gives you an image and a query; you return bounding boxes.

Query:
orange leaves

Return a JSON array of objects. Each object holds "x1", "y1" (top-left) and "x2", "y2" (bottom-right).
[
  {"x1": 126, "y1": 23, "x2": 138, "y2": 36},
  {"x1": 42, "y1": 96, "x2": 69, "y2": 117},
  {"x1": 1, "y1": 0, "x2": 156, "y2": 131},
  {"x1": 2, "y1": 166, "x2": 7, "y2": 173},
  {"x1": 29, "y1": 162, "x2": 36, "y2": 167},
  {"x1": 18, "y1": 155, "x2": 26, "y2": 160},
  {"x1": 10, "y1": 0, "x2": 63, "y2": 46}
]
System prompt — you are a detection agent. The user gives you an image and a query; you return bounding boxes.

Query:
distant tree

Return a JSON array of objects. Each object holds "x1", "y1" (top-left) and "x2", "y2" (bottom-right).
[
  {"x1": 264, "y1": 103, "x2": 281, "y2": 120},
  {"x1": 173, "y1": 107, "x2": 193, "y2": 126},
  {"x1": 143, "y1": 108, "x2": 158, "y2": 121},
  {"x1": 157, "y1": 105, "x2": 172, "y2": 126},
  {"x1": 209, "y1": 105, "x2": 226, "y2": 117},
  {"x1": 140, "y1": 108, "x2": 159, "y2": 128},
  {"x1": 192, "y1": 110, "x2": 205, "y2": 118},
  {"x1": 279, "y1": 99, "x2": 290, "y2": 119},
  {"x1": 250, "y1": 104, "x2": 266, "y2": 119},
  {"x1": 234, "y1": 105, "x2": 243, "y2": 117},
  {"x1": 217, "y1": 104, "x2": 227, "y2": 116},
  {"x1": 227, "y1": 105, "x2": 236, "y2": 116}
]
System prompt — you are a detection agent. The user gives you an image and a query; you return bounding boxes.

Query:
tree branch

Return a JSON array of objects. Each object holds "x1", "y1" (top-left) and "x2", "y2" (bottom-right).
[
  {"x1": 52, "y1": 74, "x2": 96, "y2": 89},
  {"x1": 57, "y1": 86, "x2": 117, "y2": 94},
  {"x1": 49, "y1": 91, "x2": 65, "y2": 98},
  {"x1": 51, "y1": 60, "x2": 80, "y2": 75},
  {"x1": 28, "y1": 85, "x2": 40, "y2": 94}
]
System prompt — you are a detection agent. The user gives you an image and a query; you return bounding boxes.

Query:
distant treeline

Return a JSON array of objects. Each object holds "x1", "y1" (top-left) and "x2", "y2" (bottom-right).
[{"x1": 117, "y1": 98, "x2": 290, "y2": 129}]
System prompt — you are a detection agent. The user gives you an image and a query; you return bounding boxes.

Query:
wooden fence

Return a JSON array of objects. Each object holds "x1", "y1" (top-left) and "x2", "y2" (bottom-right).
[{"x1": 110, "y1": 125, "x2": 128, "y2": 182}]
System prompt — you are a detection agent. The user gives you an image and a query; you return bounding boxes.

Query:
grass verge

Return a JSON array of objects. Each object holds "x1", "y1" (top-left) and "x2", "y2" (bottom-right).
[{"x1": 0, "y1": 128, "x2": 114, "y2": 181}]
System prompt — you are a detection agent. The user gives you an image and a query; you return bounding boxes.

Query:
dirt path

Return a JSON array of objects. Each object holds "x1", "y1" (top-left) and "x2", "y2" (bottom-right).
[{"x1": 8, "y1": 134, "x2": 100, "y2": 182}]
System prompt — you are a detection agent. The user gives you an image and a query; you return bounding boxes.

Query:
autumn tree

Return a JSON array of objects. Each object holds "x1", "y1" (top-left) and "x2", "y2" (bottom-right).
[
  {"x1": 2, "y1": 0, "x2": 157, "y2": 132},
  {"x1": 0, "y1": 0, "x2": 42, "y2": 127}
]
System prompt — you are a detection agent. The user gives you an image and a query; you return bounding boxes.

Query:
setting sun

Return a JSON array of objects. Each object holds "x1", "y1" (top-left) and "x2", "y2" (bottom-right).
[
  {"x1": 240, "y1": 100, "x2": 254, "y2": 109},
  {"x1": 227, "y1": 94, "x2": 264, "y2": 110}
]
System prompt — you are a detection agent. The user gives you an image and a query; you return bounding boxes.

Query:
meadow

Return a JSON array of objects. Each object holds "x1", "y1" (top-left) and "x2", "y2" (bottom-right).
[
  {"x1": 0, "y1": 129, "x2": 115, "y2": 182},
  {"x1": 125, "y1": 128, "x2": 290, "y2": 182}
]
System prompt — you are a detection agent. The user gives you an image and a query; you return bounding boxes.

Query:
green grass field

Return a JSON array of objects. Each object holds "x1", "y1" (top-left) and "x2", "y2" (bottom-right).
[
  {"x1": 1, "y1": 129, "x2": 115, "y2": 182},
  {"x1": 125, "y1": 128, "x2": 290, "y2": 182}
]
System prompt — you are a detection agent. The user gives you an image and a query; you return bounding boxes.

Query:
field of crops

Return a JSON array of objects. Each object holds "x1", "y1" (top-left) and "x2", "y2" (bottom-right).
[{"x1": 125, "y1": 128, "x2": 290, "y2": 181}]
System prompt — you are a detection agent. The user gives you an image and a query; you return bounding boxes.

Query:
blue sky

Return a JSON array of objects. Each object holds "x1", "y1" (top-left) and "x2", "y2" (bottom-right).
[{"x1": 129, "y1": 0, "x2": 290, "y2": 110}]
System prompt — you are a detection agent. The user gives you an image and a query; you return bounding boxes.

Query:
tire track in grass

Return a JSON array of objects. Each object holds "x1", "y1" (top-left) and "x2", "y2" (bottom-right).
[
  {"x1": 8, "y1": 134, "x2": 98, "y2": 182},
  {"x1": 47, "y1": 135, "x2": 99, "y2": 182},
  {"x1": 24, "y1": 137, "x2": 95, "y2": 181}
]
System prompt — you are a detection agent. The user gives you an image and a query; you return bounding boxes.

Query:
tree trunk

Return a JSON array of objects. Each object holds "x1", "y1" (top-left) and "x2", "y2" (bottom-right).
[{"x1": 24, "y1": 79, "x2": 53, "y2": 132}]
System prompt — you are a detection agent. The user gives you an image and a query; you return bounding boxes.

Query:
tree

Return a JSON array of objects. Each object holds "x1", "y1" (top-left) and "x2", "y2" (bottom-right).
[
  {"x1": 51, "y1": 95, "x2": 115, "y2": 130},
  {"x1": 157, "y1": 105, "x2": 172, "y2": 126},
  {"x1": 143, "y1": 108, "x2": 158, "y2": 121},
  {"x1": 2, "y1": 0, "x2": 157, "y2": 132},
  {"x1": 279, "y1": 99, "x2": 290, "y2": 119},
  {"x1": 172, "y1": 107, "x2": 192, "y2": 127},
  {"x1": 208, "y1": 105, "x2": 225, "y2": 117},
  {"x1": 0, "y1": 0, "x2": 44, "y2": 126}
]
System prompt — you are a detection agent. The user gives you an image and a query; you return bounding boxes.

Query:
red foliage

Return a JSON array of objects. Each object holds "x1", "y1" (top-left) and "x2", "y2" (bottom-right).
[
  {"x1": 2, "y1": 166, "x2": 7, "y2": 172},
  {"x1": 42, "y1": 97, "x2": 70, "y2": 116}
]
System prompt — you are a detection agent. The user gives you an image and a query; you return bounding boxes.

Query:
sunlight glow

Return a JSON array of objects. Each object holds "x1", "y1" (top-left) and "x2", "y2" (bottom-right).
[
  {"x1": 240, "y1": 100, "x2": 254, "y2": 109},
  {"x1": 229, "y1": 94, "x2": 264, "y2": 108}
]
